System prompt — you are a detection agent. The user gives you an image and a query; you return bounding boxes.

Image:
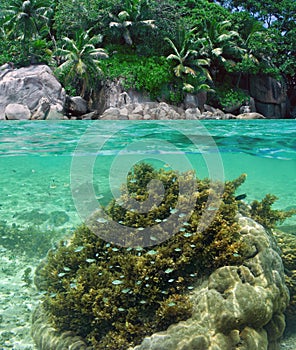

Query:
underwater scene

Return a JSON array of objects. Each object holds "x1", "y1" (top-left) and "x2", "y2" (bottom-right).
[{"x1": 0, "y1": 120, "x2": 295, "y2": 349}]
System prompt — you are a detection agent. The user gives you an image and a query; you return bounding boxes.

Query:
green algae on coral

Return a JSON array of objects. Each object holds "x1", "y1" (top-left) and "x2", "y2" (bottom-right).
[
  {"x1": 34, "y1": 163, "x2": 293, "y2": 349},
  {"x1": 0, "y1": 221, "x2": 60, "y2": 258}
]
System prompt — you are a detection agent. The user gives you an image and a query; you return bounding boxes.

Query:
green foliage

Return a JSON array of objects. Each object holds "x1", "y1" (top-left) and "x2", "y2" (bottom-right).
[
  {"x1": 55, "y1": 28, "x2": 108, "y2": 98},
  {"x1": 165, "y1": 27, "x2": 212, "y2": 93},
  {"x1": 0, "y1": 0, "x2": 294, "y2": 104},
  {"x1": 250, "y1": 194, "x2": 296, "y2": 230},
  {"x1": 108, "y1": 0, "x2": 157, "y2": 47},
  {"x1": 101, "y1": 53, "x2": 174, "y2": 99},
  {"x1": 210, "y1": 84, "x2": 249, "y2": 110},
  {"x1": 0, "y1": 221, "x2": 59, "y2": 258},
  {"x1": 36, "y1": 163, "x2": 251, "y2": 349},
  {"x1": 1, "y1": 0, "x2": 52, "y2": 58}
]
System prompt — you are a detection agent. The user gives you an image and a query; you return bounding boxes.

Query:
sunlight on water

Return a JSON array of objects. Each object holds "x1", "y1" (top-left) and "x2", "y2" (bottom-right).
[{"x1": 0, "y1": 120, "x2": 295, "y2": 230}]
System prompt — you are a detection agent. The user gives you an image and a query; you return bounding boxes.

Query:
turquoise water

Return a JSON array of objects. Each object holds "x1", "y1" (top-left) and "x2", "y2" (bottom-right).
[
  {"x1": 0, "y1": 120, "x2": 295, "y2": 349},
  {"x1": 0, "y1": 120, "x2": 295, "y2": 233}
]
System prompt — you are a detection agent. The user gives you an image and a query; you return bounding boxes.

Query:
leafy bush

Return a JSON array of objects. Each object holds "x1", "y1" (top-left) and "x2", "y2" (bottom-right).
[
  {"x1": 101, "y1": 53, "x2": 174, "y2": 99},
  {"x1": 210, "y1": 84, "x2": 250, "y2": 110}
]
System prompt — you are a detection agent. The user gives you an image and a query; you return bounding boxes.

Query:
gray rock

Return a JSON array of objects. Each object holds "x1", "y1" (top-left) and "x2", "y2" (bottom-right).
[
  {"x1": 132, "y1": 103, "x2": 144, "y2": 115},
  {"x1": 5, "y1": 103, "x2": 31, "y2": 120},
  {"x1": 0, "y1": 65, "x2": 65, "y2": 119},
  {"x1": 31, "y1": 97, "x2": 50, "y2": 120},
  {"x1": 250, "y1": 75, "x2": 286, "y2": 105},
  {"x1": 184, "y1": 93, "x2": 199, "y2": 109},
  {"x1": 119, "y1": 107, "x2": 129, "y2": 118},
  {"x1": 67, "y1": 96, "x2": 88, "y2": 116},
  {"x1": 240, "y1": 105, "x2": 251, "y2": 114},
  {"x1": 255, "y1": 101, "x2": 287, "y2": 119},
  {"x1": 185, "y1": 108, "x2": 201, "y2": 120},
  {"x1": 129, "y1": 113, "x2": 143, "y2": 120},
  {"x1": 46, "y1": 104, "x2": 65, "y2": 120},
  {"x1": 80, "y1": 111, "x2": 98, "y2": 120},
  {"x1": 100, "y1": 107, "x2": 120, "y2": 120},
  {"x1": 236, "y1": 112, "x2": 265, "y2": 120},
  {"x1": 118, "y1": 91, "x2": 131, "y2": 107},
  {"x1": 143, "y1": 114, "x2": 152, "y2": 120},
  {"x1": 184, "y1": 92, "x2": 207, "y2": 112}
]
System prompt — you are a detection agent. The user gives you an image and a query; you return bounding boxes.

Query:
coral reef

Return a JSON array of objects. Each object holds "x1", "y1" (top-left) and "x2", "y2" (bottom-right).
[
  {"x1": 31, "y1": 163, "x2": 293, "y2": 349},
  {"x1": 132, "y1": 216, "x2": 289, "y2": 350},
  {"x1": 274, "y1": 230, "x2": 296, "y2": 334},
  {"x1": 0, "y1": 221, "x2": 60, "y2": 258}
]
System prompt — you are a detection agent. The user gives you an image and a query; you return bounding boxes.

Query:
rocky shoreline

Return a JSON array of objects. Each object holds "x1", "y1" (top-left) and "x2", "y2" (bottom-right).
[{"x1": 0, "y1": 64, "x2": 290, "y2": 121}]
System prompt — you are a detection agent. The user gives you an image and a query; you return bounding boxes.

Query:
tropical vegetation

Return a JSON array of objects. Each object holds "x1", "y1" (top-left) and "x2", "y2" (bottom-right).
[{"x1": 0, "y1": 0, "x2": 295, "y2": 108}]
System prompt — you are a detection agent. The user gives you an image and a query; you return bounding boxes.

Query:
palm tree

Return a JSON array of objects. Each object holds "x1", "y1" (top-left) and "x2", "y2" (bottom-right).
[
  {"x1": 195, "y1": 20, "x2": 245, "y2": 81},
  {"x1": 55, "y1": 29, "x2": 108, "y2": 98},
  {"x1": 165, "y1": 29, "x2": 212, "y2": 93},
  {"x1": 2, "y1": 0, "x2": 52, "y2": 51},
  {"x1": 108, "y1": 0, "x2": 156, "y2": 46}
]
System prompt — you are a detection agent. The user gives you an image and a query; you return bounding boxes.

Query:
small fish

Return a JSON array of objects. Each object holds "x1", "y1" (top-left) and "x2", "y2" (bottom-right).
[
  {"x1": 183, "y1": 232, "x2": 192, "y2": 237},
  {"x1": 235, "y1": 194, "x2": 247, "y2": 201},
  {"x1": 121, "y1": 288, "x2": 131, "y2": 294},
  {"x1": 112, "y1": 280, "x2": 123, "y2": 285},
  {"x1": 147, "y1": 250, "x2": 158, "y2": 255},
  {"x1": 74, "y1": 246, "x2": 84, "y2": 252},
  {"x1": 165, "y1": 268, "x2": 174, "y2": 274}
]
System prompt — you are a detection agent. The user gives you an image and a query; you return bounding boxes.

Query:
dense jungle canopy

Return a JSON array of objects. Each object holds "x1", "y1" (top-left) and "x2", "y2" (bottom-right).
[{"x1": 0, "y1": 0, "x2": 295, "y2": 106}]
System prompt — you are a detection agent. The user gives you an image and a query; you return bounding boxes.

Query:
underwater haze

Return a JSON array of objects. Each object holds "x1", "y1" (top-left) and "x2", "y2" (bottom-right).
[
  {"x1": 0, "y1": 120, "x2": 295, "y2": 231},
  {"x1": 0, "y1": 119, "x2": 295, "y2": 349}
]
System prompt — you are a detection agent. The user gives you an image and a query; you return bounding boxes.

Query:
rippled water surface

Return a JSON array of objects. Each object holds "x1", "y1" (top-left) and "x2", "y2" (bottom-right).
[{"x1": 0, "y1": 120, "x2": 295, "y2": 230}]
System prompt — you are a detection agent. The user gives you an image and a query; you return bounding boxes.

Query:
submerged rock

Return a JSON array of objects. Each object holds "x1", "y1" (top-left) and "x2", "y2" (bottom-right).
[
  {"x1": 133, "y1": 216, "x2": 289, "y2": 350},
  {"x1": 31, "y1": 166, "x2": 290, "y2": 350},
  {"x1": 31, "y1": 216, "x2": 289, "y2": 350},
  {"x1": 274, "y1": 230, "x2": 296, "y2": 335}
]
